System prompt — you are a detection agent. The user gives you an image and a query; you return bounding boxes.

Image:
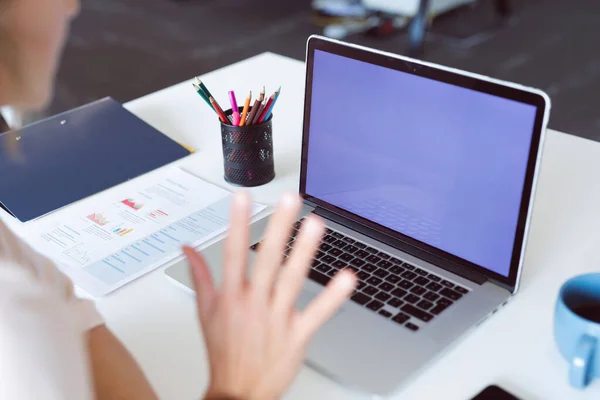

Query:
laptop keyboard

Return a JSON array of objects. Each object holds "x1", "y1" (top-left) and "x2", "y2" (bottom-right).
[{"x1": 250, "y1": 218, "x2": 470, "y2": 332}]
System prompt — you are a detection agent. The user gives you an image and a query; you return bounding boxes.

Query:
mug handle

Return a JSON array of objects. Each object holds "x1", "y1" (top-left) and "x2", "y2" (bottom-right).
[{"x1": 570, "y1": 334, "x2": 597, "y2": 389}]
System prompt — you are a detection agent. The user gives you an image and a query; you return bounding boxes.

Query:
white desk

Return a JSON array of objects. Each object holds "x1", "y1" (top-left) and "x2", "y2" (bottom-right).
[{"x1": 36, "y1": 53, "x2": 600, "y2": 399}]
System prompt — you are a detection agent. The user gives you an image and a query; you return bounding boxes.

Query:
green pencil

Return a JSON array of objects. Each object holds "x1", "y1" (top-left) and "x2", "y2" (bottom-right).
[
  {"x1": 195, "y1": 77, "x2": 216, "y2": 102},
  {"x1": 193, "y1": 83, "x2": 214, "y2": 110}
]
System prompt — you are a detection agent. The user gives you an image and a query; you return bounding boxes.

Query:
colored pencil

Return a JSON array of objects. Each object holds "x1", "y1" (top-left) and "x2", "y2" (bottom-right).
[
  {"x1": 229, "y1": 91, "x2": 240, "y2": 125},
  {"x1": 246, "y1": 98, "x2": 262, "y2": 126},
  {"x1": 248, "y1": 87, "x2": 266, "y2": 125},
  {"x1": 239, "y1": 91, "x2": 252, "y2": 127},
  {"x1": 210, "y1": 97, "x2": 229, "y2": 124},
  {"x1": 263, "y1": 86, "x2": 281, "y2": 121},
  {"x1": 195, "y1": 77, "x2": 215, "y2": 101},
  {"x1": 257, "y1": 94, "x2": 275, "y2": 124},
  {"x1": 193, "y1": 84, "x2": 214, "y2": 110}
]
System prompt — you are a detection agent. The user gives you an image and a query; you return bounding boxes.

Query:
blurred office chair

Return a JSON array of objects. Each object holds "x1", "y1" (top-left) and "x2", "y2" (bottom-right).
[{"x1": 314, "y1": 0, "x2": 513, "y2": 56}]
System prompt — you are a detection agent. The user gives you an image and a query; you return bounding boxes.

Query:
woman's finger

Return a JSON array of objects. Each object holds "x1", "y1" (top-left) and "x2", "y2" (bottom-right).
[
  {"x1": 251, "y1": 193, "x2": 301, "y2": 302},
  {"x1": 222, "y1": 191, "x2": 251, "y2": 295},
  {"x1": 184, "y1": 246, "x2": 217, "y2": 326},
  {"x1": 272, "y1": 216, "x2": 324, "y2": 314},
  {"x1": 294, "y1": 270, "x2": 356, "y2": 342}
]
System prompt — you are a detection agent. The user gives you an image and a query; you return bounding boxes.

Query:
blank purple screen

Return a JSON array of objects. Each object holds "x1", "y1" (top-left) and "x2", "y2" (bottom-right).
[{"x1": 306, "y1": 50, "x2": 538, "y2": 277}]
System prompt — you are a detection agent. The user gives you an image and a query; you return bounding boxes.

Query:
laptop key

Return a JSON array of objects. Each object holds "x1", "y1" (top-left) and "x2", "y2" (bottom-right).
[
  {"x1": 350, "y1": 292, "x2": 370, "y2": 305},
  {"x1": 319, "y1": 243, "x2": 332, "y2": 252},
  {"x1": 417, "y1": 299, "x2": 434, "y2": 311},
  {"x1": 362, "y1": 263, "x2": 377, "y2": 273},
  {"x1": 316, "y1": 264, "x2": 331, "y2": 273},
  {"x1": 392, "y1": 312, "x2": 410, "y2": 325},
  {"x1": 410, "y1": 286, "x2": 426, "y2": 295},
  {"x1": 398, "y1": 280, "x2": 414, "y2": 289},
  {"x1": 322, "y1": 255, "x2": 336, "y2": 264},
  {"x1": 415, "y1": 268, "x2": 428, "y2": 276},
  {"x1": 401, "y1": 304, "x2": 434, "y2": 322},
  {"x1": 345, "y1": 245, "x2": 359, "y2": 254},
  {"x1": 326, "y1": 268, "x2": 338, "y2": 277},
  {"x1": 437, "y1": 297, "x2": 453, "y2": 307},
  {"x1": 367, "y1": 300, "x2": 384, "y2": 311},
  {"x1": 332, "y1": 232, "x2": 344, "y2": 239},
  {"x1": 385, "y1": 274, "x2": 401, "y2": 284},
  {"x1": 342, "y1": 237, "x2": 356, "y2": 244},
  {"x1": 365, "y1": 246, "x2": 378, "y2": 254},
  {"x1": 340, "y1": 254, "x2": 354, "y2": 262},
  {"x1": 424, "y1": 291, "x2": 440, "y2": 302},
  {"x1": 441, "y1": 280, "x2": 455, "y2": 288},
  {"x1": 350, "y1": 258, "x2": 366, "y2": 267},
  {"x1": 414, "y1": 277, "x2": 430, "y2": 286},
  {"x1": 455, "y1": 286, "x2": 469, "y2": 294},
  {"x1": 375, "y1": 292, "x2": 391, "y2": 302},
  {"x1": 374, "y1": 269, "x2": 389, "y2": 278},
  {"x1": 333, "y1": 239, "x2": 346, "y2": 248},
  {"x1": 354, "y1": 242, "x2": 367, "y2": 249},
  {"x1": 389, "y1": 257, "x2": 402, "y2": 264},
  {"x1": 428, "y1": 274, "x2": 441, "y2": 282},
  {"x1": 323, "y1": 235, "x2": 336, "y2": 244},
  {"x1": 367, "y1": 276, "x2": 383, "y2": 286},
  {"x1": 378, "y1": 260, "x2": 393, "y2": 270},
  {"x1": 403, "y1": 263, "x2": 415, "y2": 271},
  {"x1": 357, "y1": 271, "x2": 370, "y2": 281},
  {"x1": 440, "y1": 288, "x2": 462, "y2": 301},
  {"x1": 379, "y1": 282, "x2": 394, "y2": 292},
  {"x1": 333, "y1": 260, "x2": 346, "y2": 269},
  {"x1": 355, "y1": 250, "x2": 370, "y2": 259},
  {"x1": 430, "y1": 304, "x2": 448, "y2": 315},
  {"x1": 378, "y1": 310, "x2": 393, "y2": 318},
  {"x1": 401, "y1": 271, "x2": 417, "y2": 280},
  {"x1": 325, "y1": 228, "x2": 333, "y2": 235},
  {"x1": 404, "y1": 294, "x2": 420, "y2": 304},
  {"x1": 357, "y1": 281, "x2": 367, "y2": 291},
  {"x1": 389, "y1": 266, "x2": 404, "y2": 275},
  {"x1": 308, "y1": 269, "x2": 332, "y2": 286},
  {"x1": 366, "y1": 255, "x2": 381, "y2": 264},
  {"x1": 378, "y1": 252, "x2": 391, "y2": 260},
  {"x1": 426, "y1": 282, "x2": 443, "y2": 292},
  {"x1": 363, "y1": 285, "x2": 379, "y2": 296},
  {"x1": 391, "y1": 288, "x2": 407, "y2": 298},
  {"x1": 387, "y1": 297, "x2": 404, "y2": 308},
  {"x1": 405, "y1": 323, "x2": 419, "y2": 331},
  {"x1": 329, "y1": 248, "x2": 343, "y2": 257}
]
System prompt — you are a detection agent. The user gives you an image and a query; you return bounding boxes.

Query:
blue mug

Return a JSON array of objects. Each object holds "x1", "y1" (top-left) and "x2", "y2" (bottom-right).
[{"x1": 554, "y1": 273, "x2": 600, "y2": 389}]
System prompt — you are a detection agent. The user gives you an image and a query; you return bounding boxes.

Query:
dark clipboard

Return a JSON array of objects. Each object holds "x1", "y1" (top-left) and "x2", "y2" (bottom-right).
[{"x1": 0, "y1": 97, "x2": 192, "y2": 222}]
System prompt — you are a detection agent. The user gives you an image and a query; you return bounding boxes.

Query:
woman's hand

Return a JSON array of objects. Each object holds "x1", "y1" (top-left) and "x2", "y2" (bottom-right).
[{"x1": 183, "y1": 192, "x2": 356, "y2": 400}]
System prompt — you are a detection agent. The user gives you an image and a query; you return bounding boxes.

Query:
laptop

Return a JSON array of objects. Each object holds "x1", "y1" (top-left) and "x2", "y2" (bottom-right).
[{"x1": 166, "y1": 36, "x2": 551, "y2": 396}]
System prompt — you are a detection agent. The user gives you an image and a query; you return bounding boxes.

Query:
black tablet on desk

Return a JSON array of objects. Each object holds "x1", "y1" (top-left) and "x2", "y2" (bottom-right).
[{"x1": 0, "y1": 97, "x2": 191, "y2": 222}]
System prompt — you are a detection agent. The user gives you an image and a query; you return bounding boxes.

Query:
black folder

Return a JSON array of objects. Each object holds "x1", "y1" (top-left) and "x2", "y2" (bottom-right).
[{"x1": 0, "y1": 98, "x2": 192, "y2": 222}]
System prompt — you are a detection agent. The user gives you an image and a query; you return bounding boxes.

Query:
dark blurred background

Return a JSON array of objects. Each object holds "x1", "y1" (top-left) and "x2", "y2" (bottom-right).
[{"x1": 51, "y1": 0, "x2": 600, "y2": 140}]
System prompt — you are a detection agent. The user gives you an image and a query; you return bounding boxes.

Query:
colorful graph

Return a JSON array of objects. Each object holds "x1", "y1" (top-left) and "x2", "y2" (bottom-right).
[
  {"x1": 122, "y1": 198, "x2": 144, "y2": 211},
  {"x1": 87, "y1": 213, "x2": 109, "y2": 226},
  {"x1": 148, "y1": 209, "x2": 169, "y2": 220},
  {"x1": 113, "y1": 227, "x2": 134, "y2": 237}
]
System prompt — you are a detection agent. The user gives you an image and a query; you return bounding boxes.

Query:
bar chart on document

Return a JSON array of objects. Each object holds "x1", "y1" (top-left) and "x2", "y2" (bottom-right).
[{"x1": 27, "y1": 167, "x2": 266, "y2": 295}]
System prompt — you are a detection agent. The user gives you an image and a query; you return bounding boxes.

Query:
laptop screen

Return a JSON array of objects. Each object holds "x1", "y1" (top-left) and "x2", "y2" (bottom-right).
[{"x1": 305, "y1": 50, "x2": 539, "y2": 278}]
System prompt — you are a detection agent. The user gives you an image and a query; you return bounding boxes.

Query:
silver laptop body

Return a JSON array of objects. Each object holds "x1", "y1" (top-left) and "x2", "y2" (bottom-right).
[{"x1": 166, "y1": 36, "x2": 551, "y2": 396}]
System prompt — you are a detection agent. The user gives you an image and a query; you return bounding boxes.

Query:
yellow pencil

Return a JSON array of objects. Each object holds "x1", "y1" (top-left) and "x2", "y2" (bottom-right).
[{"x1": 239, "y1": 91, "x2": 252, "y2": 126}]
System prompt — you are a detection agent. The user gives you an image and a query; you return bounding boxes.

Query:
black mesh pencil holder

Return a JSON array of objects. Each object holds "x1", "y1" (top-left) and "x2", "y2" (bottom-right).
[{"x1": 220, "y1": 107, "x2": 275, "y2": 187}]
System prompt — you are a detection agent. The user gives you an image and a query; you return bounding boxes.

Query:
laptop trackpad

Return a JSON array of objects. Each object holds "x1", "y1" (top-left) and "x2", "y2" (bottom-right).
[{"x1": 296, "y1": 288, "x2": 345, "y2": 317}]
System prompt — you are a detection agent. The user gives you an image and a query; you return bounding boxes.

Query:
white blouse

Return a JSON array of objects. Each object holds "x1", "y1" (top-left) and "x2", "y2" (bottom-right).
[{"x1": 0, "y1": 220, "x2": 103, "y2": 399}]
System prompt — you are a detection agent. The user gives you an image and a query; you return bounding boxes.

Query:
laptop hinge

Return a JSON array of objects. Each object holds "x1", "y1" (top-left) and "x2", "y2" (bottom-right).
[{"x1": 313, "y1": 205, "x2": 488, "y2": 285}]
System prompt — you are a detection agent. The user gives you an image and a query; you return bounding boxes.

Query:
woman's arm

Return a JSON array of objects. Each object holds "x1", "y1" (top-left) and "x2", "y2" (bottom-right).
[{"x1": 87, "y1": 325, "x2": 158, "y2": 400}]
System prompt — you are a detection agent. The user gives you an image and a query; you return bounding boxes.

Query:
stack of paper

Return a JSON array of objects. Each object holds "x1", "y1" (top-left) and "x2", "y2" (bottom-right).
[{"x1": 21, "y1": 167, "x2": 265, "y2": 296}]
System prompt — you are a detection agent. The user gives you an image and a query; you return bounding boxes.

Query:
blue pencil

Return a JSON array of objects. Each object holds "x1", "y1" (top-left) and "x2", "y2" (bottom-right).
[{"x1": 263, "y1": 87, "x2": 281, "y2": 121}]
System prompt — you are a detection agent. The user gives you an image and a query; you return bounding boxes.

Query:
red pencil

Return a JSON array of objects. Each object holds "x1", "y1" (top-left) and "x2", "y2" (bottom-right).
[
  {"x1": 256, "y1": 94, "x2": 275, "y2": 124},
  {"x1": 210, "y1": 97, "x2": 229, "y2": 124}
]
